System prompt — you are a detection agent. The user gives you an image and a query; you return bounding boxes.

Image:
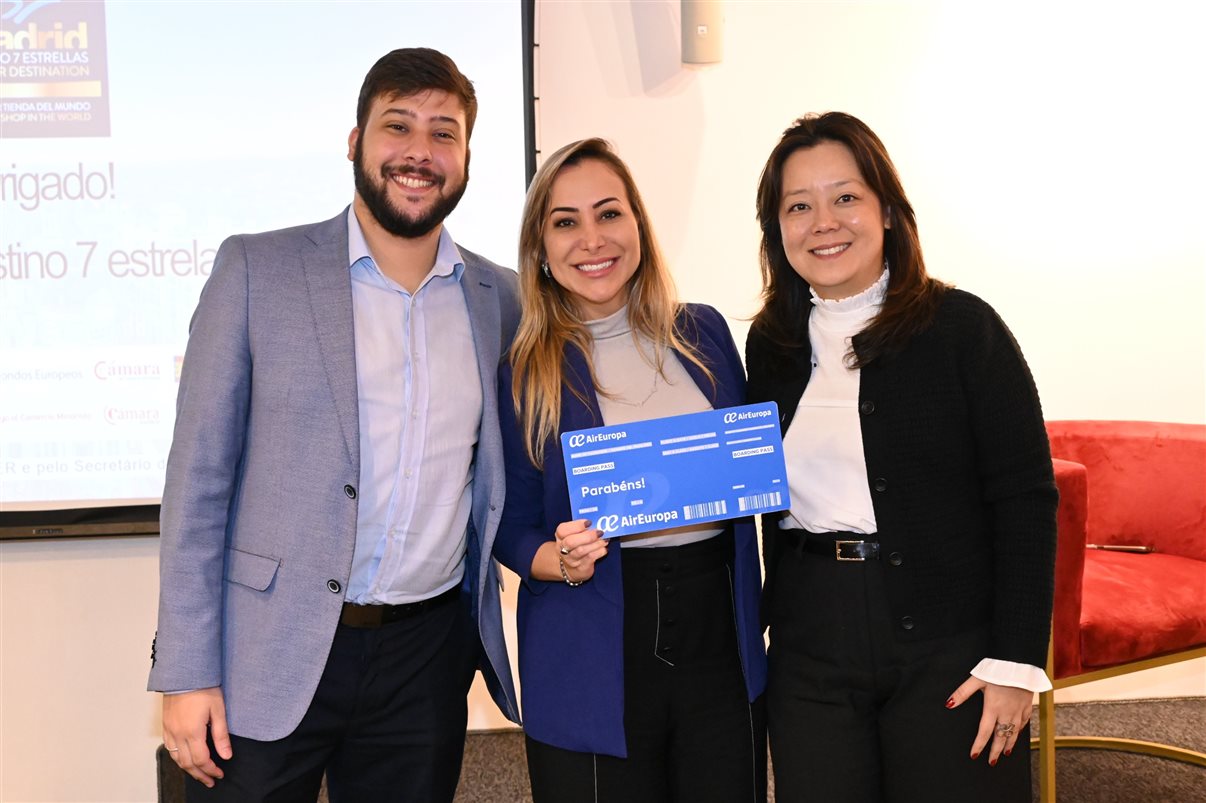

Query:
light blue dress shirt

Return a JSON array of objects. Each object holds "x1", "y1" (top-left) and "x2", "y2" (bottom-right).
[{"x1": 344, "y1": 208, "x2": 482, "y2": 604}]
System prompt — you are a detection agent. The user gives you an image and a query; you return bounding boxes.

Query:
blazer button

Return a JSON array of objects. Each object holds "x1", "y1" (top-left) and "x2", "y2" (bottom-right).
[
  {"x1": 888, "y1": 551, "x2": 903, "y2": 566},
  {"x1": 873, "y1": 478, "x2": 888, "y2": 493},
  {"x1": 343, "y1": 484, "x2": 356, "y2": 499},
  {"x1": 900, "y1": 615, "x2": 915, "y2": 631},
  {"x1": 859, "y1": 400, "x2": 876, "y2": 415},
  {"x1": 327, "y1": 579, "x2": 342, "y2": 594}
]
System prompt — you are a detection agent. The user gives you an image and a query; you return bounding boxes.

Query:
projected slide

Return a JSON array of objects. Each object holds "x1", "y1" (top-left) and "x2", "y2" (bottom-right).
[{"x1": 0, "y1": 0, "x2": 526, "y2": 511}]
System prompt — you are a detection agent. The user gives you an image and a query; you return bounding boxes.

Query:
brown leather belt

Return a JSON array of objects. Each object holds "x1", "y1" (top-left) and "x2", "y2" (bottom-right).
[{"x1": 339, "y1": 585, "x2": 459, "y2": 628}]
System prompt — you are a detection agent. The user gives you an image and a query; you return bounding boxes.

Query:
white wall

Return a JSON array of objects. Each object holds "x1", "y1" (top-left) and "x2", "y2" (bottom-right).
[
  {"x1": 534, "y1": 0, "x2": 1205, "y2": 424},
  {"x1": 1, "y1": 537, "x2": 161, "y2": 802},
  {"x1": 2, "y1": 2, "x2": 1203, "y2": 800}
]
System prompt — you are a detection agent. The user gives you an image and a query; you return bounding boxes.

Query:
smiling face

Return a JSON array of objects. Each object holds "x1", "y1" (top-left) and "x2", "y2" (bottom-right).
[
  {"x1": 348, "y1": 89, "x2": 468, "y2": 240},
  {"x1": 542, "y1": 158, "x2": 641, "y2": 320},
  {"x1": 778, "y1": 140, "x2": 889, "y2": 300}
]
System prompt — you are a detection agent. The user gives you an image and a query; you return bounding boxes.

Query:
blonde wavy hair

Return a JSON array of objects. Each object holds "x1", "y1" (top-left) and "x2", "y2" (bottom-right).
[{"x1": 510, "y1": 138, "x2": 712, "y2": 468}]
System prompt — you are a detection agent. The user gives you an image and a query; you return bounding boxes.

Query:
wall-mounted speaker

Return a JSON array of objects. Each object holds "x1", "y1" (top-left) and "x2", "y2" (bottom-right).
[{"x1": 681, "y1": 0, "x2": 724, "y2": 64}]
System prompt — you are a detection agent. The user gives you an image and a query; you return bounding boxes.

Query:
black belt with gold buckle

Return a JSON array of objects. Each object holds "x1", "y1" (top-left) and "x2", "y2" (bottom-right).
[{"x1": 782, "y1": 530, "x2": 881, "y2": 562}]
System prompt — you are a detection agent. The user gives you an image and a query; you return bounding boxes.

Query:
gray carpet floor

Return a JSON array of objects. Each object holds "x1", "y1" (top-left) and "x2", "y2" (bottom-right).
[
  {"x1": 160, "y1": 697, "x2": 1205, "y2": 802},
  {"x1": 1028, "y1": 697, "x2": 1205, "y2": 803},
  {"x1": 454, "y1": 698, "x2": 1206, "y2": 803}
]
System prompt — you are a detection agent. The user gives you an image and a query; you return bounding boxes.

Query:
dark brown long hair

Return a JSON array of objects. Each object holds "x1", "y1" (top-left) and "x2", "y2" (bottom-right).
[{"x1": 753, "y1": 112, "x2": 947, "y2": 366}]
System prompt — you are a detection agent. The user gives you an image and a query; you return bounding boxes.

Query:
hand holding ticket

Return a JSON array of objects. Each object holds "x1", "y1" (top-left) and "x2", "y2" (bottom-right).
[{"x1": 561, "y1": 402, "x2": 791, "y2": 539}]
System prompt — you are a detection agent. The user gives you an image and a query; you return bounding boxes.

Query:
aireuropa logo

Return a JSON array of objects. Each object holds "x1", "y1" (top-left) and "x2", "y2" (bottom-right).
[
  {"x1": 567, "y1": 430, "x2": 625, "y2": 450},
  {"x1": 724, "y1": 408, "x2": 773, "y2": 425},
  {"x1": 596, "y1": 514, "x2": 620, "y2": 533}
]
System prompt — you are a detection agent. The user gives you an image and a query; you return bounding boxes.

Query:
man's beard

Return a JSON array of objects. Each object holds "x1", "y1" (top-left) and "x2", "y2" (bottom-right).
[{"x1": 353, "y1": 138, "x2": 469, "y2": 239}]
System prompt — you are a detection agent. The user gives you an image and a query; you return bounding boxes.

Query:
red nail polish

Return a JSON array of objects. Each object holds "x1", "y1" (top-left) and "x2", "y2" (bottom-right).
[
  {"x1": 990, "y1": 758, "x2": 998, "y2": 767},
  {"x1": 971, "y1": 752, "x2": 979, "y2": 760},
  {"x1": 1004, "y1": 748, "x2": 1012, "y2": 757},
  {"x1": 945, "y1": 698, "x2": 955, "y2": 709}
]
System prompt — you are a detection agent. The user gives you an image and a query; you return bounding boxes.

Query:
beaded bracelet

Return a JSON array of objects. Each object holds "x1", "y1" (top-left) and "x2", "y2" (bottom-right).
[{"x1": 559, "y1": 554, "x2": 583, "y2": 587}]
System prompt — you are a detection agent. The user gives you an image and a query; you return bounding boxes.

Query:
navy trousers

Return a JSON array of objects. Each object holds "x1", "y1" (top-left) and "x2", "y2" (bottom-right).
[{"x1": 187, "y1": 592, "x2": 478, "y2": 803}]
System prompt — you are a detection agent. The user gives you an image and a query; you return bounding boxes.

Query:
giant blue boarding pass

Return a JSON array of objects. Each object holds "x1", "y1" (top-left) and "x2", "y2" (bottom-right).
[{"x1": 561, "y1": 402, "x2": 790, "y2": 538}]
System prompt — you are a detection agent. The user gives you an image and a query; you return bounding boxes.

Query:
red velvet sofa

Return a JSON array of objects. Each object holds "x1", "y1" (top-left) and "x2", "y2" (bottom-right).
[{"x1": 1034, "y1": 420, "x2": 1206, "y2": 801}]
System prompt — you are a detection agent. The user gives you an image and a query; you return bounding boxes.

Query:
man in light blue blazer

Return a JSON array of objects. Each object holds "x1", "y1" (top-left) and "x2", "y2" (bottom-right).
[{"x1": 148, "y1": 48, "x2": 519, "y2": 802}]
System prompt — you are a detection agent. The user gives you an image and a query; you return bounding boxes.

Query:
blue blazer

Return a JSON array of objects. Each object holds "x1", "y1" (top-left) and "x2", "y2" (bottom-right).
[
  {"x1": 494, "y1": 303, "x2": 767, "y2": 757},
  {"x1": 148, "y1": 210, "x2": 521, "y2": 738}
]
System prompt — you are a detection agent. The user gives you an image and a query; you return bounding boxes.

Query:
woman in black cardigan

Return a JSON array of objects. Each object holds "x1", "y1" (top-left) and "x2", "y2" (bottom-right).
[{"x1": 746, "y1": 112, "x2": 1057, "y2": 802}]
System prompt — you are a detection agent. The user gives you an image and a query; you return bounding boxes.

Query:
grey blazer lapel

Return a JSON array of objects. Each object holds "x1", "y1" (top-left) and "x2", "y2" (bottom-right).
[
  {"x1": 301, "y1": 213, "x2": 359, "y2": 467},
  {"x1": 461, "y1": 257, "x2": 504, "y2": 558},
  {"x1": 461, "y1": 260, "x2": 502, "y2": 398}
]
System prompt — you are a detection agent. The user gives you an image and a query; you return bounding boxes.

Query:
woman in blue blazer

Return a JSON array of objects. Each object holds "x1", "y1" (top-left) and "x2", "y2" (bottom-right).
[{"x1": 494, "y1": 138, "x2": 767, "y2": 803}]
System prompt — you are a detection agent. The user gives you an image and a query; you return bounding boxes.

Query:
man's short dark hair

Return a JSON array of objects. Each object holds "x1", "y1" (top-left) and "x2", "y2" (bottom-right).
[{"x1": 356, "y1": 48, "x2": 478, "y2": 137}]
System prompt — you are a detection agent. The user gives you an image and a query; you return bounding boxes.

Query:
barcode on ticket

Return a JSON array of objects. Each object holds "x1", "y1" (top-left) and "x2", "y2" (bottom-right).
[
  {"x1": 683, "y1": 499, "x2": 728, "y2": 520},
  {"x1": 738, "y1": 491, "x2": 782, "y2": 512}
]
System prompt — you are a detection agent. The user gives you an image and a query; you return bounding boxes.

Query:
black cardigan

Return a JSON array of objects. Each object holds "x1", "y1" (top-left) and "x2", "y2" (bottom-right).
[{"x1": 746, "y1": 289, "x2": 1058, "y2": 667}]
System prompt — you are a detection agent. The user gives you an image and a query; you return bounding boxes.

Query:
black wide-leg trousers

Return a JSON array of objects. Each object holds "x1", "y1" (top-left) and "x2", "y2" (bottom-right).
[
  {"x1": 526, "y1": 531, "x2": 768, "y2": 803},
  {"x1": 766, "y1": 540, "x2": 1030, "y2": 803}
]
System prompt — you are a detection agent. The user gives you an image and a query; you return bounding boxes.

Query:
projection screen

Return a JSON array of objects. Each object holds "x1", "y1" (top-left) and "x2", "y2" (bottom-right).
[{"x1": 0, "y1": 0, "x2": 531, "y2": 537}]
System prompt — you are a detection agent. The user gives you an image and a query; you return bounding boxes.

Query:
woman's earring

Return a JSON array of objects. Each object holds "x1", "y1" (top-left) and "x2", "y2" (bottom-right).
[{"x1": 541, "y1": 260, "x2": 551, "y2": 278}]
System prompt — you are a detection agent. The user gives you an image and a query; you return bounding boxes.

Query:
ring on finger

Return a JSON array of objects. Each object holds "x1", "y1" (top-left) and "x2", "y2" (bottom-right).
[
  {"x1": 996, "y1": 722, "x2": 1016, "y2": 737},
  {"x1": 166, "y1": 746, "x2": 180, "y2": 753},
  {"x1": 559, "y1": 546, "x2": 570, "y2": 555}
]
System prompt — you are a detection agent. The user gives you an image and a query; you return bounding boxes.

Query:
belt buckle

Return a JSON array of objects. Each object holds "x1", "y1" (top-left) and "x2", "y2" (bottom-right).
[{"x1": 835, "y1": 540, "x2": 865, "y2": 561}]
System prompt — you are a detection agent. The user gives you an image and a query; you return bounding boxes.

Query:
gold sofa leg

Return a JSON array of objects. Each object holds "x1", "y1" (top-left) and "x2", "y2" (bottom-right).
[
  {"x1": 1036, "y1": 689, "x2": 1057, "y2": 802},
  {"x1": 1031, "y1": 735, "x2": 1206, "y2": 765}
]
